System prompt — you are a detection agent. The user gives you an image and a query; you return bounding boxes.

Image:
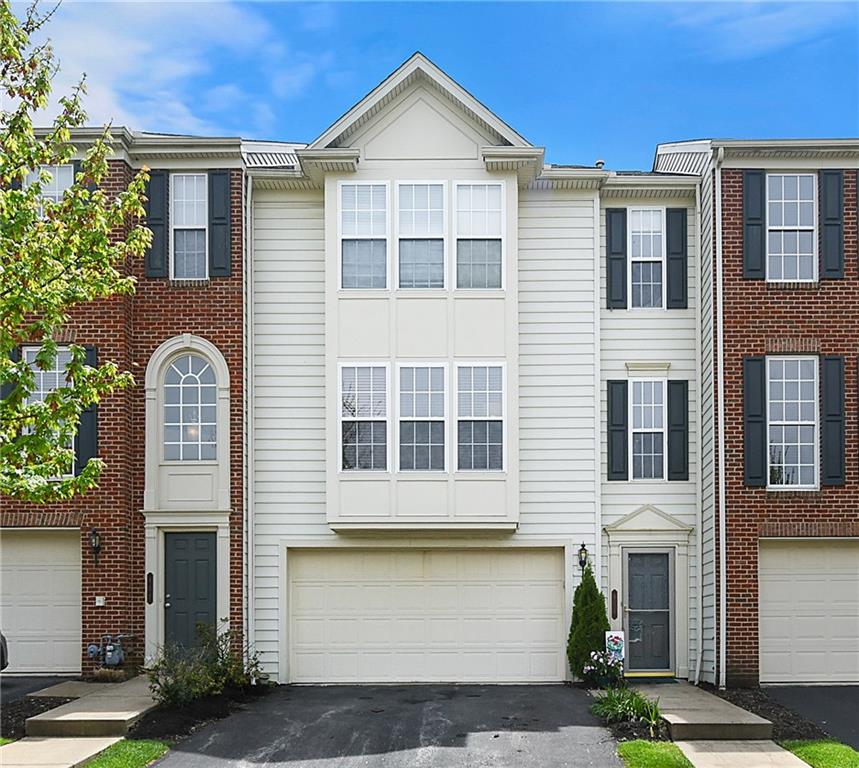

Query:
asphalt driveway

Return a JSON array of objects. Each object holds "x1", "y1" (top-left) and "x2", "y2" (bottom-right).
[
  {"x1": 766, "y1": 685, "x2": 859, "y2": 750},
  {"x1": 0, "y1": 675, "x2": 73, "y2": 705},
  {"x1": 156, "y1": 684, "x2": 621, "y2": 768}
]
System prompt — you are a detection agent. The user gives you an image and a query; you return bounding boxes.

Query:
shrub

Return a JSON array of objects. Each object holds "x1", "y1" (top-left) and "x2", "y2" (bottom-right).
[
  {"x1": 147, "y1": 621, "x2": 262, "y2": 708},
  {"x1": 581, "y1": 649, "x2": 624, "y2": 688},
  {"x1": 567, "y1": 564, "x2": 610, "y2": 679},
  {"x1": 591, "y1": 688, "x2": 663, "y2": 738}
]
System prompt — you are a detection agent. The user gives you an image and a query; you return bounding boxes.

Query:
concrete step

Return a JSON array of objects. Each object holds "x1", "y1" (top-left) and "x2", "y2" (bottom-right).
[
  {"x1": 0, "y1": 736, "x2": 121, "y2": 768},
  {"x1": 633, "y1": 683, "x2": 773, "y2": 741},
  {"x1": 675, "y1": 740, "x2": 809, "y2": 767}
]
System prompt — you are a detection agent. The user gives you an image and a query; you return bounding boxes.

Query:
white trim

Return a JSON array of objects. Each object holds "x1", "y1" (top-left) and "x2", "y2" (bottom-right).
[
  {"x1": 627, "y1": 206, "x2": 666, "y2": 310},
  {"x1": 337, "y1": 180, "x2": 391, "y2": 291},
  {"x1": 628, "y1": 377, "x2": 668, "y2": 482},
  {"x1": 337, "y1": 361, "x2": 391, "y2": 473},
  {"x1": 393, "y1": 181, "x2": 448, "y2": 291},
  {"x1": 395, "y1": 361, "x2": 449, "y2": 473},
  {"x1": 454, "y1": 361, "x2": 507, "y2": 473},
  {"x1": 453, "y1": 181, "x2": 506, "y2": 291},
  {"x1": 169, "y1": 172, "x2": 209, "y2": 281},
  {"x1": 765, "y1": 355, "x2": 820, "y2": 491},
  {"x1": 765, "y1": 172, "x2": 818, "y2": 283}
]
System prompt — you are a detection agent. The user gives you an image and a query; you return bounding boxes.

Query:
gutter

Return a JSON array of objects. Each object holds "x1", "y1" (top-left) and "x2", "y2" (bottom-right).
[
  {"x1": 714, "y1": 146, "x2": 727, "y2": 690},
  {"x1": 693, "y1": 177, "x2": 704, "y2": 685}
]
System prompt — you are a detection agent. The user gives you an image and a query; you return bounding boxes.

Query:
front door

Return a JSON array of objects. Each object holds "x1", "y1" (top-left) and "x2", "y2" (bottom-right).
[
  {"x1": 164, "y1": 532, "x2": 216, "y2": 648},
  {"x1": 625, "y1": 551, "x2": 672, "y2": 672}
]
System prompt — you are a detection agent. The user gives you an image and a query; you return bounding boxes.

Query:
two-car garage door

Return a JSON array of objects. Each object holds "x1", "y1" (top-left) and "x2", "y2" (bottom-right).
[
  {"x1": 0, "y1": 530, "x2": 82, "y2": 673},
  {"x1": 288, "y1": 548, "x2": 566, "y2": 683},
  {"x1": 759, "y1": 540, "x2": 859, "y2": 683}
]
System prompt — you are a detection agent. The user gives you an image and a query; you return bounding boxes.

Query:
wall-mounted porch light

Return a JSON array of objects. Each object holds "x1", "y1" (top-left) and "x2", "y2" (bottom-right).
[
  {"x1": 89, "y1": 528, "x2": 102, "y2": 567},
  {"x1": 578, "y1": 542, "x2": 589, "y2": 571}
]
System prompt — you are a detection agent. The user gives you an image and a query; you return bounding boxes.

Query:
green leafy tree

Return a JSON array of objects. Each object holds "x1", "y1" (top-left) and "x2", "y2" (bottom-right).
[
  {"x1": 567, "y1": 564, "x2": 611, "y2": 679},
  {"x1": 1, "y1": 1, "x2": 150, "y2": 501}
]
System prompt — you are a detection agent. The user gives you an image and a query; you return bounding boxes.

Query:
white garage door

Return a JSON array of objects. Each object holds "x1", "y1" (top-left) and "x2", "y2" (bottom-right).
[
  {"x1": 759, "y1": 540, "x2": 859, "y2": 683},
  {"x1": 288, "y1": 548, "x2": 566, "y2": 683},
  {"x1": 0, "y1": 530, "x2": 82, "y2": 673}
]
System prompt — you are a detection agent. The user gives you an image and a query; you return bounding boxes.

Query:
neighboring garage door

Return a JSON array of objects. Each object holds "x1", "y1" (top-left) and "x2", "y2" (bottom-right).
[
  {"x1": 288, "y1": 548, "x2": 566, "y2": 683},
  {"x1": 0, "y1": 530, "x2": 82, "y2": 673},
  {"x1": 759, "y1": 540, "x2": 859, "y2": 683}
]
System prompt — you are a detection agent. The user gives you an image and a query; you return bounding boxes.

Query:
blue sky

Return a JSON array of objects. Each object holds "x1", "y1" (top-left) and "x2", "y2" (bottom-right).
[{"x1": 40, "y1": 1, "x2": 859, "y2": 169}]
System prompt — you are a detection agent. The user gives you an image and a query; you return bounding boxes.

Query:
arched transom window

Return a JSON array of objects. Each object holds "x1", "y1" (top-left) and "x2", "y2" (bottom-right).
[{"x1": 164, "y1": 354, "x2": 217, "y2": 461}]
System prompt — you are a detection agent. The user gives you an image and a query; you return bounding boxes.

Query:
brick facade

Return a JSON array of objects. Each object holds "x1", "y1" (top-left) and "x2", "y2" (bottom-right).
[
  {"x1": 718, "y1": 168, "x2": 859, "y2": 686},
  {"x1": 1, "y1": 160, "x2": 244, "y2": 671}
]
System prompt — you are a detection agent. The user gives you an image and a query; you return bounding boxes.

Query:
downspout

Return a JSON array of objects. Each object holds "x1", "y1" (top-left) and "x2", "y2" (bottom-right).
[
  {"x1": 693, "y1": 177, "x2": 704, "y2": 685},
  {"x1": 244, "y1": 173, "x2": 255, "y2": 654},
  {"x1": 593, "y1": 192, "x2": 602, "y2": 589},
  {"x1": 715, "y1": 147, "x2": 727, "y2": 690}
]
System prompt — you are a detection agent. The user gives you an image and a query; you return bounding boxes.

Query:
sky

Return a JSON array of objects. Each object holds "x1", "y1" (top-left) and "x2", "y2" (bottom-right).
[{"x1": 26, "y1": 0, "x2": 859, "y2": 170}]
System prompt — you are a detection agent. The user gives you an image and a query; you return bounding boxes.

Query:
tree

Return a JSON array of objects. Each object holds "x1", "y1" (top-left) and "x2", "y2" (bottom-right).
[
  {"x1": 0, "y1": 1, "x2": 151, "y2": 502},
  {"x1": 567, "y1": 564, "x2": 610, "y2": 679}
]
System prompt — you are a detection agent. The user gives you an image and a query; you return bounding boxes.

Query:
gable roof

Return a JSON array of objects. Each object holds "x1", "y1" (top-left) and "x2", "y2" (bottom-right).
[{"x1": 308, "y1": 52, "x2": 532, "y2": 150}]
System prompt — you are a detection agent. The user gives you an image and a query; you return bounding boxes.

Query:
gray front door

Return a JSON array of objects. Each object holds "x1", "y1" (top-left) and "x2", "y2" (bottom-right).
[
  {"x1": 164, "y1": 532, "x2": 216, "y2": 649},
  {"x1": 626, "y1": 552, "x2": 671, "y2": 671}
]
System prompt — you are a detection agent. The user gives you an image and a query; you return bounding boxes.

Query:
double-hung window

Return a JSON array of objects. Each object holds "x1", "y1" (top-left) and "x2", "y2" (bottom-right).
[
  {"x1": 455, "y1": 183, "x2": 503, "y2": 289},
  {"x1": 398, "y1": 365, "x2": 446, "y2": 470},
  {"x1": 24, "y1": 345, "x2": 74, "y2": 476},
  {"x1": 630, "y1": 208, "x2": 664, "y2": 308},
  {"x1": 456, "y1": 365, "x2": 504, "y2": 470},
  {"x1": 766, "y1": 174, "x2": 816, "y2": 282},
  {"x1": 341, "y1": 364, "x2": 388, "y2": 471},
  {"x1": 630, "y1": 379, "x2": 666, "y2": 480},
  {"x1": 767, "y1": 357, "x2": 817, "y2": 488},
  {"x1": 341, "y1": 183, "x2": 387, "y2": 289},
  {"x1": 170, "y1": 173, "x2": 208, "y2": 280},
  {"x1": 398, "y1": 183, "x2": 445, "y2": 288},
  {"x1": 25, "y1": 164, "x2": 74, "y2": 216}
]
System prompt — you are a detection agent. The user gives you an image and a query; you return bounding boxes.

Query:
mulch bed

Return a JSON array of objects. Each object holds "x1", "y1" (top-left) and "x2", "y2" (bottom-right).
[
  {"x1": 606, "y1": 719, "x2": 671, "y2": 742},
  {"x1": 1, "y1": 696, "x2": 74, "y2": 740},
  {"x1": 715, "y1": 686, "x2": 830, "y2": 742},
  {"x1": 129, "y1": 684, "x2": 272, "y2": 744}
]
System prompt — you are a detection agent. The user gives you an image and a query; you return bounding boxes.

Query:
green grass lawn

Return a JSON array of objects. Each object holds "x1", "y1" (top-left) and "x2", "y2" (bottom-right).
[
  {"x1": 781, "y1": 740, "x2": 859, "y2": 768},
  {"x1": 0, "y1": 737, "x2": 15, "y2": 746},
  {"x1": 83, "y1": 739, "x2": 169, "y2": 768},
  {"x1": 617, "y1": 740, "x2": 693, "y2": 768}
]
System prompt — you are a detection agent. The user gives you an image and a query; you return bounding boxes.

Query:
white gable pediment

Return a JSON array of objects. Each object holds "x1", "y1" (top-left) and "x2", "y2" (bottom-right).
[{"x1": 605, "y1": 504, "x2": 693, "y2": 535}]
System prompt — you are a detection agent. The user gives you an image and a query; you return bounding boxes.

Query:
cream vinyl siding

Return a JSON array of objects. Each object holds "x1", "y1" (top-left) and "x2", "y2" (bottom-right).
[{"x1": 599, "y1": 197, "x2": 700, "y2": 679}]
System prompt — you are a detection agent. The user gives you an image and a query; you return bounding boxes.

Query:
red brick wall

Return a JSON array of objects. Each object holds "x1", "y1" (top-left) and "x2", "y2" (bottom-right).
[
  {"x1": 718, "y1": 168, "x2": 859, "y2": 686},
  {"x1": 1, "y1": 160, "x2": 244, "y2": 671}
]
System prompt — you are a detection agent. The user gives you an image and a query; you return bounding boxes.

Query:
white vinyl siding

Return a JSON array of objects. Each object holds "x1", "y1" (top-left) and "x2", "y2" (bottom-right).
[{"x1": 766, "y1": 173, "x2": 816, "y2": 282}]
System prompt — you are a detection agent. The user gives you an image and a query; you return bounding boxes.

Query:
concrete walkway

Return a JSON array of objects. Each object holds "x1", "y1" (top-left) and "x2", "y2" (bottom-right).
[
  {"x1": 675, "y1": 741, "x2": 809, "y2": 768},
  {"x1": 0, "y1": 737, "x2": 121, "y2": 768}
]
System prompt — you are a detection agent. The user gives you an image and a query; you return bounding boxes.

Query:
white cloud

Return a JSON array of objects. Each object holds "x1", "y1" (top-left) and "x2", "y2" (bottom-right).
[
  {"x1": 20, "y1": 1, "x2": 337, "y2": 137},
  {"x1": 666, "y1": 1, "x2": 855, "y2": 61}
]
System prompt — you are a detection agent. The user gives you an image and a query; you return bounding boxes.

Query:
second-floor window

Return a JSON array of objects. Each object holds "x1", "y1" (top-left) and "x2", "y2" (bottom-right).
[
  {"x1": 398, "y1": 183, "x2": 445, "y2": 288},
  {"x1": 341, "y1": 364, "x2": 388, "y2": 470},
  {"x1": 630, "y1": 208, "x2": 664, "y2": 308},
  {"x1": 767, "y1": 357, "x2": 817, "y2": 488},
  {"x1": 25, "y1": 164, "x2": 74, "y2": 216},
  {"x1": 457, "y1": 364, "x2": 504, "y2": 470},
  {"x1": 341, "y1": 183, "x2": 387, "y2": 289},
  {"x1": 630, "y1": 379, "x2": 666, "y2": 479},
  {"x1": 163, "y1": 353, "x2": 217, "y2": 461},
  {"x1": 171, "y1": 173, "x2": 208, "y2": 280},
  {"x1": 398, "y1": 365, "x2": 446, "y2": 470},
  {"x1": 455, "y1": 183, "x2": 503, "y2": 289},
  {"x1": 767, "y1": 174, "x2": 816, "y2": 282}
]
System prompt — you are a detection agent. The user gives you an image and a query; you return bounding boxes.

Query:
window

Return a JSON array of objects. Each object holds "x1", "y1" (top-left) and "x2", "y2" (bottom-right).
[
  {"x1": 341, "y1": 183, "x2": 387, "y2": 288},
  {"x1": 767, "y1": 174, "x2": 816, "y2": 282},
  {"x1": 25, "y1": 164, "x2": 74, "y2": 215},
  {"x1": 456, "y1": 183, "x2": 503, "y2": 289},
  {"x1": 457, "y1": 365, "x2": 503, "y2": 470},
  {"x1": 163, "y1": 354, "x2": 217, "y2": 461},
  {"x1": 398, "y1": 183, "x2": 444, "y2": 288},
  {"x1": 341, "y1": 365, "x2": 388, "y2": 470},
  {"x1": 767, "y1": 357, "x2": 817, "y2": 488},
  {"x1": 630, "y1": 209, "x2": 664, "y2": 308},
  {"x1": 23, "y1": 345, "x2": 74, "y2": 476},
  {"x1": 170, "y1": 174, "x2": 208, "y2": 280},
  {"x1": 630, "y1": 379, "x2": 666, "y2": 480},
  {"x1": 399, "y1": 365, "x2": 445, "y2": 471}
]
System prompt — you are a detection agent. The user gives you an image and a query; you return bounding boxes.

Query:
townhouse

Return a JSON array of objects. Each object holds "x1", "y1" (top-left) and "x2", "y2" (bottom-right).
[{"x1": 2, "y1": 53, "x2": 856, "y2": 688}]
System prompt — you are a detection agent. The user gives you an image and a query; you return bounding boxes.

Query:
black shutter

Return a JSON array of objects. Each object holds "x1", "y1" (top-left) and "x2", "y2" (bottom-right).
[
  {"x1": 820, "y1": 170, "x2": 844, "y2": 279},
  {"x1": 743, "y1": 356, "x2": 767, "y2": 486},
  {"x1": 208, "y1": 170, "x2": 231, "y2": 277},
  {"x1": 607, "y1": 380, "x2": 628, "y2": 480},
  {"x1": 72, "y1": 159, "x2": 98, "y2": 194},
  {"x1": 74, "y1": 345, "x2": 98, "y2": 476},
  {"x1": 667, "y1": 380, "x2": 689, "y2": 480},
  {"x1": 743, "y1": 170, "x2": 766, "y2": 279},
  {"x1": 821, "y1": 356, "x2": 845, "y2": 486},
  {"x1": 606, "y1": 208, "x2": 627, "y2": 309},
  {"x1": 2, "y1": 347, "x2": 21, "y2": 401},
  {"x1": 145, "y1": 170, "x2": 168, "y2": 277},
  {"x1": 666, "y1": 208, "x2": 688, "y2": 309}
]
